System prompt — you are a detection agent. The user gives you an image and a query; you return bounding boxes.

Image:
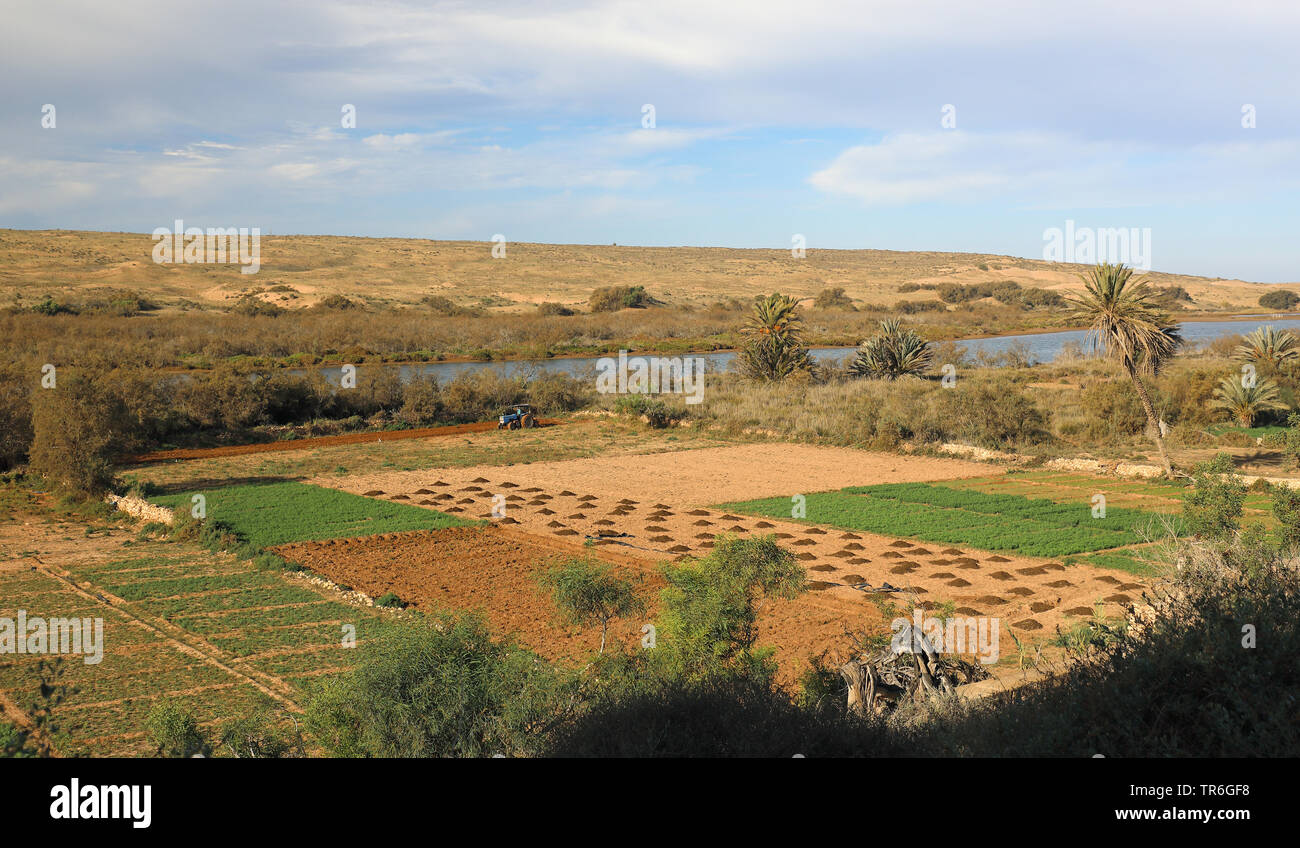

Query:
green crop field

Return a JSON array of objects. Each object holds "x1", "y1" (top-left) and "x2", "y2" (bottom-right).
[
  {"x1": 719, "y1": 481, "x2": 1186, "y2": 558},
  {"x1": 150, "y1": 481, "x2": 474, "y2": 548},
  {"x1": 0, "y1": 538, "x2": 403, "y2": 756}
]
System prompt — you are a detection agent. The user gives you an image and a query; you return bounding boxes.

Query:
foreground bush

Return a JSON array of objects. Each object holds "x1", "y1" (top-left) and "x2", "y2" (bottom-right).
[
  {"x1": 303, "y1": 612, "x2": 566, "y2": 757},
  {"x1": 29, "y1": 370, "x2": 128, "y2": 493}
]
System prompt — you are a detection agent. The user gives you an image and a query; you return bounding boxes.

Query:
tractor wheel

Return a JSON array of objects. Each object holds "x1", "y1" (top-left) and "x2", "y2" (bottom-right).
[
  {"x1": 522, "y1": 414, "x2": 535, "y2": 428},
  {"x1": 508, "y1": 420, "x2": 519, "y2": 430}
]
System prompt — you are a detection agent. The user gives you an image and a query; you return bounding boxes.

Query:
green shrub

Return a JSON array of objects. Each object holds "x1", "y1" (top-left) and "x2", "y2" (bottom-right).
[
  {"x1": 1259, "y1": 289, "x2": 1300, "y2": 311},
  {"x1": 145, "y1": 700, "x2": 209, "y2": 758},
  {"x1": 589, "y1": 285, "x2": 653, "y2": 312},
  {"x1": 1182, "y1": 453, "x2": 1245, "y2": 541},
  {"x1": 303, "y1": 612, "x2": 563, "y2": 757}
]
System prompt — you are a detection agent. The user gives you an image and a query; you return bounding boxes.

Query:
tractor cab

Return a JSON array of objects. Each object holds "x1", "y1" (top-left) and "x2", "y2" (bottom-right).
[{"x1": 497, "y1": 404, "x2": 536, "y2": 430}]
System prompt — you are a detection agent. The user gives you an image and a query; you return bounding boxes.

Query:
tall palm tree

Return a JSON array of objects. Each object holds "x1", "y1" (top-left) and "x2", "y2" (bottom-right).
[
  {"x1": 1233, "y1": 326, "x2": 1300, "y2": 372},
  {"x1": 1066, "y1": 263, "x2": 1183, "y2": 477},
  {"x1": 1210, "y1": 376, "x2": 1289, "y2": 427},
  {"x1": 850, "y1": 318, "x2": 934, "y2": 379},
  {"x1": 739, "y1": 293, "x2": 812, "y2": 381}
]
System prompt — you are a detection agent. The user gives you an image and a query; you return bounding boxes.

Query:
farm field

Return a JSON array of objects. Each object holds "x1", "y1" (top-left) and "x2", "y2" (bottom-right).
[
  {"x1": 0, "y1": 519, "x2": 401, "y2": 756},
  {"x1": 316, "y1": 450, "x2": 1154, "y2": 647},
  {"x1": 720, "y1": 483, "x2": 1182, "y2": 557},
  {"x1": 316, "y1": 442, "x2": 1001, "y2": 509},
  {"x1": 149, "y1": 481, "x2": 473, "y2": 547}
]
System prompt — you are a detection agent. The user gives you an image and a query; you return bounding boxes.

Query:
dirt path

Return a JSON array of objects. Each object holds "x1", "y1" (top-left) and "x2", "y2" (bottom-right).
[{"x1": 126, "y1": 419, "x2": 563, "y2": 463}]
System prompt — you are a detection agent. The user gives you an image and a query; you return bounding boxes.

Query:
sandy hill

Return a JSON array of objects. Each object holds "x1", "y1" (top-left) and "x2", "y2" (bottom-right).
[{"x1": 0, "y1": 228, "x2": 1285, "y2": 313}]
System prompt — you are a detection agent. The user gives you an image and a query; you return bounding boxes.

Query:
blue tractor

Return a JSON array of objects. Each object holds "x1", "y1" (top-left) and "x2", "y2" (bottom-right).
[{"x1": 497, "y1": 404, "x2": 537, "y2": 430}]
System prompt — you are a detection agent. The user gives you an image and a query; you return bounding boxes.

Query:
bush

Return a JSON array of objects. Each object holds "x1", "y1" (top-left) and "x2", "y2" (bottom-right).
[
  {"x1": 398, "y1": 374, "x2": 443, "y2": 426},
  {"x1": 303, "y1": 612, "x2": 563, "y2": 757},
  {"x1": 1259, "y1": 289, "x2": 1300, "y2": 311},
  {"x1": 231, "y1": 296, "x2": 285, "y2": 317},
  {"x1": 29, "y1": 370, "x2": 128, "y2": 493},
  {"x1": 1182, "y1": 453, "x2": 1245, "y2": 541},
  {"x1": 317, "y1": 294, "x2": 358, "y2": 310},
  {"x1": 420, "y1": 295, "x2": 481, "y2": 317},
  {"x1": 537, "y1": 302, "x2": 575, "y2": 316},
  {"x1": 216, "y1": 709, "x2": 300, "y2": 758},
  {"x1": 939, "y1": 379, "x2": 1048, "y2": 449},
  {"x1": 145, "y1": 701, "x2": 209, "y2": 758},
  {"x1": 1078, "y1": 379, "x2": 1147, "y2": 439},
  {"x1": 589, "y1": 285, "x2": 653, "y2": 312},
  {"x1": 0, "y1": 363, "x2": 32, "y2": 470},
  {"x1": 812, "y1": 287, "x2": 855, "y2": 310},
  {"x1": 374, "y1": 592, "x2": 406, "y2": 609}
]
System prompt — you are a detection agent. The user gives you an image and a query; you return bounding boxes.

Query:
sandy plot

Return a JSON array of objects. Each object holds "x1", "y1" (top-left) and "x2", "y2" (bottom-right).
[{"x1": 315, "y1": 443, "x2": 1000, "y2": 507}]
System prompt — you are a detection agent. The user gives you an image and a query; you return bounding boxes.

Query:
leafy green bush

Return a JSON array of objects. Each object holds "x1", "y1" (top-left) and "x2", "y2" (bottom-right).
[
  {"x1": 146, "y1": 700, "x2": 209, "y2": 758},
  {"x1": 303, "y1": 612, "x2": 564, "y2": 757},
  {"x1": 1182, "y1": 453, "x2": 1245, "y2": 542}
]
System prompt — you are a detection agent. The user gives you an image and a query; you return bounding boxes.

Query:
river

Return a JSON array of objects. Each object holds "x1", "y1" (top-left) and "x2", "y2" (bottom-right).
[{"x1": 298, "y1": 317, "x2": 1300, "y2": 385}]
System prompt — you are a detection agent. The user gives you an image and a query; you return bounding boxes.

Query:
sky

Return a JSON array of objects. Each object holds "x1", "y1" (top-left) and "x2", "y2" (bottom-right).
[{"x1": 2, "y1": 0, "x2": 1300, "y2": 281}]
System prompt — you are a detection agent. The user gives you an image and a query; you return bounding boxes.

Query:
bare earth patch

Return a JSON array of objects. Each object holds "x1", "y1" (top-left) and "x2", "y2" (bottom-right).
[{"x1": 315, "y1": 443, "x2": 1000, "y2": 508}]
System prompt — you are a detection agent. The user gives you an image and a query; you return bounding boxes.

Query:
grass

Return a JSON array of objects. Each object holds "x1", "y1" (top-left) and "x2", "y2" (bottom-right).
[
  {"x1": 720, "y1": 481, "x2": 1185, "y2": 558},
  {"x1": 149, "y1": 481, "x2": 473, "y2": 548}
]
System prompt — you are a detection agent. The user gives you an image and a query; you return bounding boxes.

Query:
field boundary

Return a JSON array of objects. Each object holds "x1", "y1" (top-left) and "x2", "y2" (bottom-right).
[{"x1": 126, "y1": 418, "x2": 565, "y2": 464}]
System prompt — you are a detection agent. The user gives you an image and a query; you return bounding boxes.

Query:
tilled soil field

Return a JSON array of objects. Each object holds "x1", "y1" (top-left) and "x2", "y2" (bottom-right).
[
  {"x1": 271, "y1": 525, "x2": 883, "y2": 676},
  {"x1": 317, "y1": 449, "x2": 1152, "y2": 650}
]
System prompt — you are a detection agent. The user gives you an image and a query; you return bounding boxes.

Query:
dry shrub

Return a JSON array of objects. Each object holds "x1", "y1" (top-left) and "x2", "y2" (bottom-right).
[{"x1": 29, "y1": 370, "x2": 128, "y2": 493}]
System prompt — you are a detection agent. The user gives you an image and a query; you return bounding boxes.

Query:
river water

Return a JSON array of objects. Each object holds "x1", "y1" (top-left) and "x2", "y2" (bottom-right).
[{"x1": 300, "y1": 317, "x2": 1300, "y2": 385}]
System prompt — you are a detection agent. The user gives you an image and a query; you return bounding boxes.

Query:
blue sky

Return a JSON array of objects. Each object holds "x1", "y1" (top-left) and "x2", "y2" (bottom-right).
[{"x1": 4, "y1": 0, "x2": 1300, "y2": 280}]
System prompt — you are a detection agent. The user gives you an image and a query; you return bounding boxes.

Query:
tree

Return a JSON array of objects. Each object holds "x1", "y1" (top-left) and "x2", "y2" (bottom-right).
[
  {"x1": 1065, "y1": 263, "x2": 1182, "y2": 477},
  {"x1": 1233, "y1": 325, "x2": 1300, "y2": 373},
  {"x1": 849, "y1": 318, "x2": 934, "y2": 379},
  {"x1": 655, "y1": 535, "x2": 806, "y2": 683},
  {"x1": 537, "y1": 557, "x2": 643, "y2": 654},
  {"x1": 1209, "y1": 376, "x2": 1288, "y2": 427},
  {"x1": 737, "y1": 293, "x2": 812, "y2": 381}
]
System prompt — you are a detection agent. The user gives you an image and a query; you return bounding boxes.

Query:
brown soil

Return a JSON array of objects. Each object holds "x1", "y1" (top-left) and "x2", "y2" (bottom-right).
[
  {"x1": 272, "y1": 525, "x2": 883, "y2": 680},
  {"x1": 127, "y1": 419, "x2": 562, "y2": 463},
  {"x1": 317, "y1": 447, "x2": 1152, "y2": 651}
]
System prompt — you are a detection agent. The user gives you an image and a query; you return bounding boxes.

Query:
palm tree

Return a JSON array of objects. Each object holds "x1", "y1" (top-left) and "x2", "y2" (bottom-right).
[
  {"x1": 738, "y1": 293, "x2": 812, "y2": 381},
  {"x1": 849, "y1": 318, "x2": 934, "y2": 379},
  {"x1": 1233, "y1": 326, "x2": 1300, "y2": 372},
  {"x1": 1066, "y1": 263, "x2": 1182, "y2": 477},
  {"x1": 1210, "y1": 376, "x2": 1289, "y2": 427}
]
